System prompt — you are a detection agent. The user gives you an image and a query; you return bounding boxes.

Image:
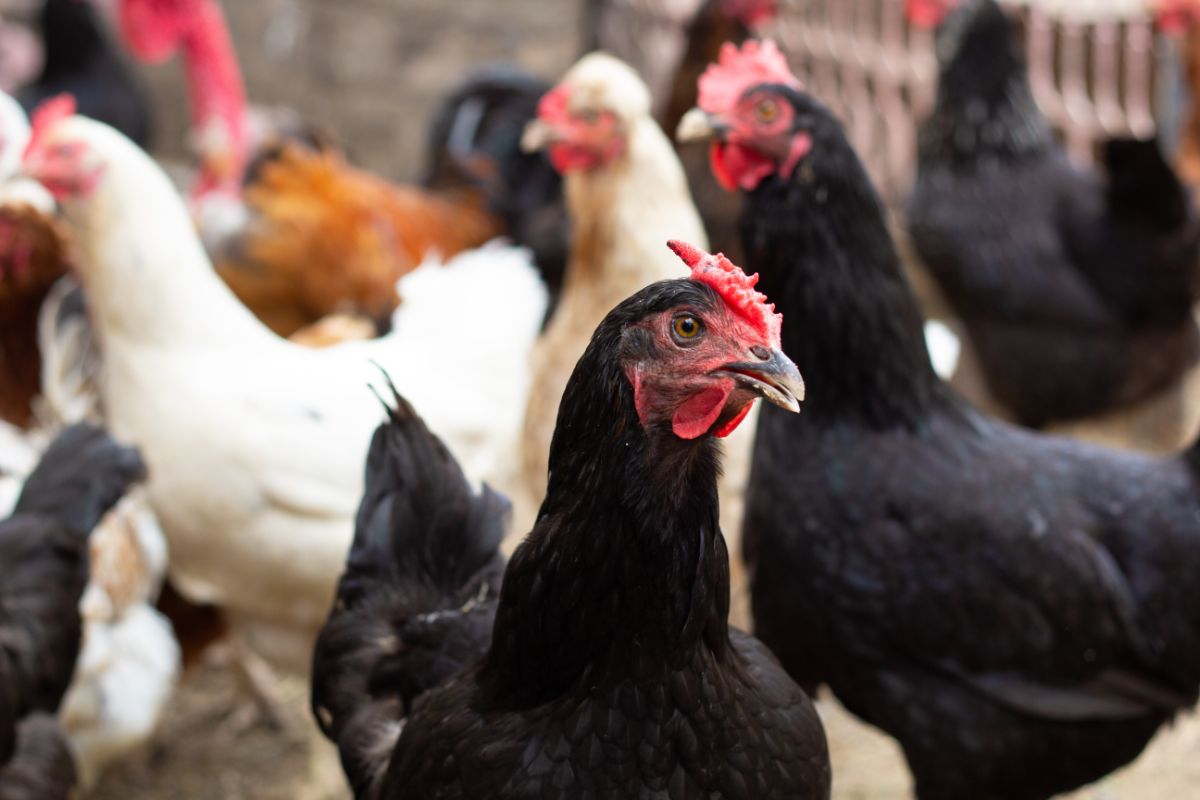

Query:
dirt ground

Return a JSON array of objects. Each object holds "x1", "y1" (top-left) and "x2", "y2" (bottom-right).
[{"x1": 81, "y1": 2, "x2": 1200, "y2": 798}]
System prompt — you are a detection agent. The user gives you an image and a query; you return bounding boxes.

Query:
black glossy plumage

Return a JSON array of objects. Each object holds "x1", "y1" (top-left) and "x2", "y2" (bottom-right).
[
  {"x1": 315, "y1": 284, "x2": 830, "y2": 799},
  {"x1": 907, "y1": 0, "x2": 1200, "y2": 427},
  {"x1": 312, "y1": 379, "x2": 507, "y2": 796},
  {"x1": 738, "y1": 85, "x2": 1200, "y2": 800},
  {"x1": 17, "y1": 0, "x2": 151, "y2": 147},
  {"x1": 422, "y1": 65, "x2": 568, "y2": 324},
  {"x1": 0, "y1": 423, "x2": 146, "y2": 800}
]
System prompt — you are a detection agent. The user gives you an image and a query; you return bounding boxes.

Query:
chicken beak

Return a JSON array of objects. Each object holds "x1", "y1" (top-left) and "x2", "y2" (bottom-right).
[
  {"x1": 521, "y1": 119, "x2": 557, "y2": 153},
  {"x1": 717, "y1": 348, "x2": 805, "y2": 413},
  {"x1": 676, "y1": 107, "x2": 720, "y2": 144}
]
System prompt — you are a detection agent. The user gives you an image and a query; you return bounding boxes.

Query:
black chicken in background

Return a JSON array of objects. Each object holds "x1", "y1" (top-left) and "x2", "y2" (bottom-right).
[
  {"x1": 423, "y1": 65, "x2": 567, "y2": 324},
  {"x1": 665, "y1": 0, "x2": 778, "y2": 267},
  {"x1": 681, "y1": 39, "x2": 1200, "y2": 800},
  {"x1": 15, "y1": 0, "x2": 151, "y2": 146},
  {"x1": 312, "y1": 250, "x2": 827, "y2": 799},
  {"x1": 0, "y1": 423, "x2": 146, "y2": 800},
  {"x1": 906, "y1": 0, "x2": 1200, "y2": 431}
]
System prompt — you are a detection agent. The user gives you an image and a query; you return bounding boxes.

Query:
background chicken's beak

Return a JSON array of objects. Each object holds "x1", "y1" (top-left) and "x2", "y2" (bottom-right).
[
  {"x1": 676, "y1": 107, "x2": 718, "y2": 144},
  {"x1": 718, "y1": 348, "x2": 805, "y2": 413},
  {"x1": 521, "y1": 119, "x2": 556, "y2": 153}
]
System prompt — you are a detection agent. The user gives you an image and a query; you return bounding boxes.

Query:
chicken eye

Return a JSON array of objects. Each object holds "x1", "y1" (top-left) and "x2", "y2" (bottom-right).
[
  {"x1": 576, "y1": 109, "x2": 600, "y2": 124},
  {"x1": 756, "y1": 98, "x2": 779, "y2": 123},
  {"x1": 672, "y1": 315, "x2": 703, "y2": 342}
]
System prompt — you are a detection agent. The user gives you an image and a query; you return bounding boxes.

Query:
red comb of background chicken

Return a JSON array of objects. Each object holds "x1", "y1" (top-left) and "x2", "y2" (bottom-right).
[
  {"x1": 722, "y1": 0, "x2": 778, "y2": 27},
  {"x1": 697, "y1": 40, "x2": 801, "y2": 118},
  {"x1": 24, "y1": 95, "x2": 76, "y2": 160},
  {"x1": 1155, "y1": 0, "x2": 1200, "y2": 35},
  {"x1": 118, "y1": 0, "x2": 187, "y2": 61},
  {"x1": 905, "y1": 0, "x2": 962, "y2": 29},
  {"x1": 669, "y1": 239, "x2": 782, "y2": 346},
  {"x1": 536, "y1": 84, "x2": 569, "y2": 123}
]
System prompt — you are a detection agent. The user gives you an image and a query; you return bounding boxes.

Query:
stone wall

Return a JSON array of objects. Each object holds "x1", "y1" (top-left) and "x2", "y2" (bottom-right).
[{"x1": 135, "y1": 0, "x2": 584, "y2": 180}]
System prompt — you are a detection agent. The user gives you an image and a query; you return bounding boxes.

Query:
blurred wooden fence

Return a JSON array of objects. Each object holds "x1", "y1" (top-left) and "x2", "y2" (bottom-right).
[{"x1": 593, "y1": 0, "x2": 1182, "y2": 203}]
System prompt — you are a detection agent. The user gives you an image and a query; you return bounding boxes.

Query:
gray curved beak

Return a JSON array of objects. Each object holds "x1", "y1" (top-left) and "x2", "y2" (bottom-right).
[
  {"x1": 676, "y1": 107, "x2": 719, "y2": 144},
  {"x1": 717, "y1": 348, "x2": 805, "y2": 413}
]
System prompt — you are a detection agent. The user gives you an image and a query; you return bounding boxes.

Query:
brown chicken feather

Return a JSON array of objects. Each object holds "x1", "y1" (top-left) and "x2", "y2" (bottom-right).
[
  {"x1": 0, "y1": 204, "x2": 72, "y2": 428},
  {"x1": 1178, "y1": 26, "x2": 1200, "y2": 191},
  {"x1": 215, "y1": 146, "x2": 502, "y2": 338}
]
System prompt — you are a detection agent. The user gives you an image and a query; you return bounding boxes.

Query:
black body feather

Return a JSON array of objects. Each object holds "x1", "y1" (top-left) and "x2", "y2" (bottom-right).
[
  {"x1": 314, "y1": 287, "x2": 830, "y2": 799},
  {"x1": 0, "y1": 423, "x2": 146, "y2": 800},
  {"x1": 907, "y1": 0, "x2": 1200, "y2": 427},
  {"x1": 422, "y1": 65, "x2": 567, "y2": 324},
  {"x1": 17, "y1": 0, "x2": 151, "y2": 147},
  {"x1": 739, "y1": 85, "x2": 1200, "y2": 800}
]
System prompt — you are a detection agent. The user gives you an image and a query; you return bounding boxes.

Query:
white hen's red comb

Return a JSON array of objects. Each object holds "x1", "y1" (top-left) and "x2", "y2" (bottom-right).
[
  {"x1": 669, "y1": 239, "x2": 782, "y2": 346},
  {"x1": 24, "y1": 95, "x2": 76, "y2": 160}
]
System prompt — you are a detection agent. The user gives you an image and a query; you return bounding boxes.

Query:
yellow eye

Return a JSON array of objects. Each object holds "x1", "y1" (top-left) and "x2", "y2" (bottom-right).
[
  {"x1": 672, "y1": 315, "x2": 703, "y2": 340},
  {"x1": 756, "y1": 99, "x2": 779, "y2": 122}
]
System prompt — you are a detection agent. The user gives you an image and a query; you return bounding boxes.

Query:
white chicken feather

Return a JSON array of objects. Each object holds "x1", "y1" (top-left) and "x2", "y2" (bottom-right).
[{"x1": 29, "y1": 113, "x2": 546, "y2": 671}]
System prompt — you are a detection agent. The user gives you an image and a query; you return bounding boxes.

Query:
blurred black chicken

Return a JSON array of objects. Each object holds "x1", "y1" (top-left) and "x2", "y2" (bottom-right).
[
  {"x1": 16, "y1": 0, "x2": 151, "y2": 146},
  {"x1": 906, "y1": 0, "x2": 1200, "y2": 429},
  {"x1": 423, "y1": 65, "x2": 567, "y2": 323},
  {"x1": 0, "y1": 423, "x2": 146, "y2": 800},
  {"x1": 680, "y1": 39, "x2": 1200, "y2": 800},
  {"x1": 312, "y1": 253, "x2": 828, "y2": 799},
  {"x1": 664, "y1": 0, "x2": 778, "y2": 266}
]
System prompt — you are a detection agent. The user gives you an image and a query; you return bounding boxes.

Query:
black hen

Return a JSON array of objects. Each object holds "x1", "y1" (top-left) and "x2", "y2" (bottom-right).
[
  {"x1": 682, "y1": 41, "x2": 1200, "y2": 800},
  {"x1": 423, "y1": 65, "x2": 567, "y2": 324},
  {"x1": 0, "y1": 423, "x2": 146, "y2": 800},
  {"x1": 907, "y1": 0, "x2": 1200, "y2": 428},
  {"x1": 313, "y1": 262, "x2": 828, "y2": 799},
  {"x1": 17, "y1": 0, "x2": 151, "y2": 146}
]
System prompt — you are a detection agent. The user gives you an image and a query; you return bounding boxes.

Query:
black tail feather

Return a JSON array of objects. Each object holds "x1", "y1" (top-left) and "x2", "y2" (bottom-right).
[{"x1": 312, "y1": 374, "x2": 507, "y2": 796}]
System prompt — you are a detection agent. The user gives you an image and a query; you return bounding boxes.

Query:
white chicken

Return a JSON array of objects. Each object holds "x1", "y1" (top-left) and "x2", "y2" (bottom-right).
[
  {"x1": 22, "y1": 104, "x2": 547, "y2": 674},
  {"x1": 516, "y1": 52, "x2": 717, "y2": 533}
]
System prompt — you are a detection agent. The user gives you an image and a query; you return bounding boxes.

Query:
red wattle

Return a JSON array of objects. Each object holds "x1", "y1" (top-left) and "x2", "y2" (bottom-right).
[
  {"x1": 709, "y1": 142, "x2": 738, "y2": 192},
  {"x1": 714, "y1": 402, "x2": 753, "y2": 438},
  {"x1": 672, "y1": 384, "x2": 733, "y2": 440},
  {"x1": 710, "y1": 141, "x2": 777, "y2": 192},
  {"x1": 549, "y1": 144, "x2": 600, "y2": 173}
]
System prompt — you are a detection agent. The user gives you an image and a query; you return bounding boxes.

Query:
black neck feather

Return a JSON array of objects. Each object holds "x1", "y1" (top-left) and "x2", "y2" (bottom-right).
[
  {"x1": 919, "y1": 0, "x2": 1053, "y2": 170},
  {"x1": 484, "y1": 291, "x2": 731, "y2": 703},
  {"x1": 742, "y1": 108, "x2": 938, "y2": 428}
]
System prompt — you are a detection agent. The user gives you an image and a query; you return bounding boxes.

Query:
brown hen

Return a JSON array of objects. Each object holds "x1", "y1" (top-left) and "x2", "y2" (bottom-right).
[
  {"x1": 0, "y1": 203, "x2": 71, "y2": 427},
  {"x1": 216, "y1": 145, "x2": 500, "y2": 337}
]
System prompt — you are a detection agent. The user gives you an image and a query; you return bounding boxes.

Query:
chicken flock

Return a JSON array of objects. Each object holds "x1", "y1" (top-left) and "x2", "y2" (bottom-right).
[{"x1": 3, "y1": 0, "x2": 1200, "y2": 799}]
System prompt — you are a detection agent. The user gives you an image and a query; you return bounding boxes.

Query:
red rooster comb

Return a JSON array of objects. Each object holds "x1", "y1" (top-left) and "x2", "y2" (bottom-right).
[
  {"x1": 25, "y1": 95, "x2": 76, "y2": 160},
  {"x1": 698, "y1": 39, "x2": 801, "y2": 118},
  {"x1": 1155, "y1": 0, "x2": 1200, "y2": 36},
  {"x1": 722, "y1": 0, "x2": 778, "y2": 27},
  {"x1": 669, "y1": 239, "x2": 782, "y2": 346}
]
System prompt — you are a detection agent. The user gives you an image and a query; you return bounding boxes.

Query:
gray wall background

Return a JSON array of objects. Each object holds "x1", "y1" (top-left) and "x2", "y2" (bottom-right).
[{"x1": 133, "y1": 0, "x2": 585, "y2": 180}]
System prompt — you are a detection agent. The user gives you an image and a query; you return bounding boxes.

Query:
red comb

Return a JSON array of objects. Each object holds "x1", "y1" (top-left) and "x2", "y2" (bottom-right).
[
  {"x1": 697, "y1": 39, "x2": 801, "y2": 118},
  {"x1": 24, "y1": 95, "x2": 76, "y2": 160},
  {"x1": 536, "y1": 84, "x2": 570, "y2": 123},
  {"x1": 722, "y1": 0, "x2": 778, "y2": 27},
  {"x1": 668, "y1": 239, "x2": 782, "y2": 346},
  {"x1": 1155, "y1": 0, "x2": 1200, "y2": 35}
]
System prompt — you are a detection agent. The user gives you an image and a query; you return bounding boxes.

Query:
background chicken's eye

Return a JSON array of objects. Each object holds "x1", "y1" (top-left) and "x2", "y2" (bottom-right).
[
  {"x1": 576, "y1": 109, "x2": 600, "y2": 124},
  {"x1": 756, "y1": 99, "x2": 779, "y2": 122},
  {"x1": 672, "y1": 315, "x2": 703, "y2": 341}
]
